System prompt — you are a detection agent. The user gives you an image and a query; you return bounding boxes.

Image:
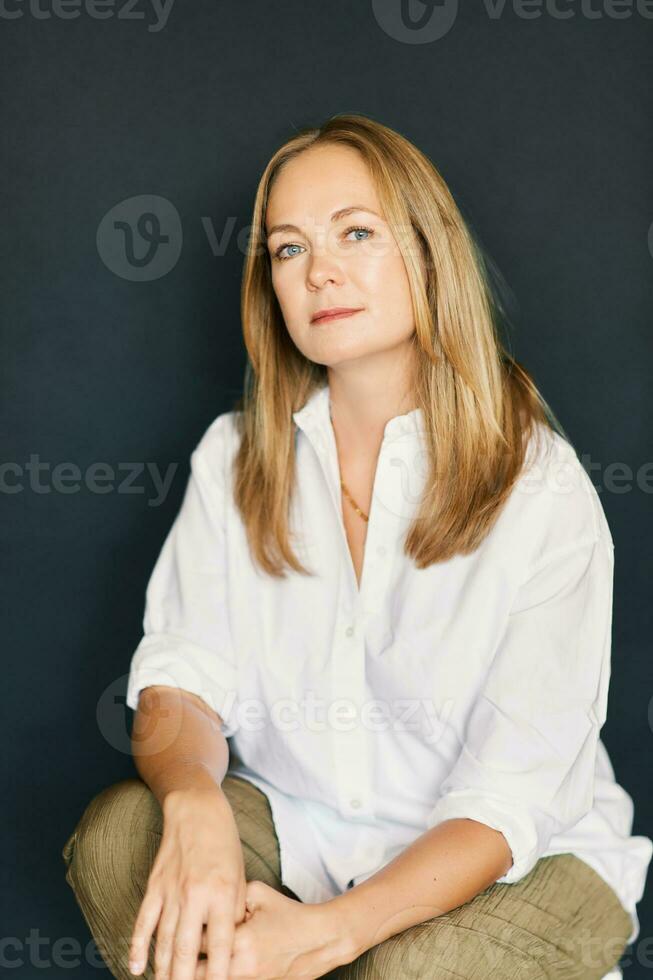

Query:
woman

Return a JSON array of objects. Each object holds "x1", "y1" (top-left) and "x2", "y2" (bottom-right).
[{"x1": 62, "y1": 114, "x2": 652, "y2": 980}]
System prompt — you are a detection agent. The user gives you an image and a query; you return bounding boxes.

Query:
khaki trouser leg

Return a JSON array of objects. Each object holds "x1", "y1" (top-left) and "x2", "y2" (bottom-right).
[
  {"x1": 61, "y1": 773, "x2": 292, "y2": 980},
  {"x1": 63, "y1": 778, "x2": 632, "y2": 980},
  {"x1": 330, "y1": 852, "x2": 632, "y2": 980}
]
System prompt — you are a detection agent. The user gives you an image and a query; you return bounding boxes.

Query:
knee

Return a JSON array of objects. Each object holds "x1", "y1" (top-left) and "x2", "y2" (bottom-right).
[
  {"x1": 62, "y1": 778, "x2": 160, "y2": 890},
  {"x1": 341, "y1": 920, "x2": 543, "y2": 980}
]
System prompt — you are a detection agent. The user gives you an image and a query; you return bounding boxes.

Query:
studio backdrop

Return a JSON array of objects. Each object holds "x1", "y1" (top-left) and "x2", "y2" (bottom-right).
[{"x1": 2, "y1": 1, "x2": 651, "y2": 976}]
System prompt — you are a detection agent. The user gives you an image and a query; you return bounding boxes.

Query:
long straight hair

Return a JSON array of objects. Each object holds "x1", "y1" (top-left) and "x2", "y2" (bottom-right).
[{"x1": 232, "y1": 113, "x2": 568, "y2": 577}]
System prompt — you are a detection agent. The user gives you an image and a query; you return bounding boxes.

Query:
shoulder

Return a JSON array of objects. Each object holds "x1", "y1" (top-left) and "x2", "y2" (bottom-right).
[
  {"x1": 190, "y1": 409, "x2": 243, "y2": 486},
  {"x1": 505, "y1": 421, "x2": 613, "y2": 566}
]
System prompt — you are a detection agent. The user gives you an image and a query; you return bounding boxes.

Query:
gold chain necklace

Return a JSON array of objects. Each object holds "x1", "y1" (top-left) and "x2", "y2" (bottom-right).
[
  {"x1": 339, "y1": 478, "x2": 369, "y2": 523},
  {"x1": 329, "y1": 401, "x2": 369, "y2": 523}
]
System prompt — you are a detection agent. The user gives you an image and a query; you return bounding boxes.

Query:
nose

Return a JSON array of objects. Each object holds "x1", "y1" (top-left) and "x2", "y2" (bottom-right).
[{"x1": 306, "y1": 252, "x2": 344, "y2": 290}]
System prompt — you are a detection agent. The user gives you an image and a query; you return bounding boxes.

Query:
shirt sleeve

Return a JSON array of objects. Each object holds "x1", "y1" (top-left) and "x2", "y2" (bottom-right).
[
  {"x1": 125, "y1": 417, "x2": 240, "y2": 738},
  {"x1": 425, "y1": 529, "x2": 614, "y2": 884}
]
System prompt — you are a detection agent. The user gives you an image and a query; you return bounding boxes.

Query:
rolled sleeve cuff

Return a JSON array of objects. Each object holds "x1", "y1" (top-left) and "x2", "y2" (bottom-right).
[
  {"x1": 125, "y1": 633, "x2": 240, "y2": 738},
  {"x1": 425, "y1": 790, "x2": 541, "y2": 884}
]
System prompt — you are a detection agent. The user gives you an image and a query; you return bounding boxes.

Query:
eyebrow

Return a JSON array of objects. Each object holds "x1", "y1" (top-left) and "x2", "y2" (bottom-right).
[{"x1": 266, "y1": 205, "x2": 382, "y2": 240}]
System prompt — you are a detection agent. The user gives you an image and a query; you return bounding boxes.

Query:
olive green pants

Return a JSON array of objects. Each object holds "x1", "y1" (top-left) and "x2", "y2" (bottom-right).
[{"x1": 62, "y1": 774, "x2": 632, "y2": 979}]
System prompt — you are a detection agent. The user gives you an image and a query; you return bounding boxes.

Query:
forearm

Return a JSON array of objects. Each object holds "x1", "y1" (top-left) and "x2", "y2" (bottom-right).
[
  {"x1": 131, "y1": 684, "x2": 230, "y2": 807},
  {"x1": 328, "y1": 818, "x2": 513, "y2": 964}
]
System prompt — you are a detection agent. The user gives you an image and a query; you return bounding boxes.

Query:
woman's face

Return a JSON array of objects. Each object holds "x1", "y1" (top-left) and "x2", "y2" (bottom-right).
[{"x1": 265, "y1": 144, "x2": 418, "y2": 372}]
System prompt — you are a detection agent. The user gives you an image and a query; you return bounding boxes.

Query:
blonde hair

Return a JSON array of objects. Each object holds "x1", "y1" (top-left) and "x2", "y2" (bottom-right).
[{"x1": 232, "y1": 112, "x2": 568, "y2": 576}]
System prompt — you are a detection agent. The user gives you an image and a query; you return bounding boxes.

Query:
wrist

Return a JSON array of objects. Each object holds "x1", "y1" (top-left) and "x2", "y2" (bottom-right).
[
  {"x1": 314, "y1": 896, "x2": 363, "y2": 970},
  {"x1": 160, "y1": 765, "x2": 227, "y2": 814}
]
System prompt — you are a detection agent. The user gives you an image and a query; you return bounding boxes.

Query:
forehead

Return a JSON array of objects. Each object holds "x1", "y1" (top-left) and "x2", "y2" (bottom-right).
[{"x1": 265, "y1": 145, "x2": 381, "y2": 226}]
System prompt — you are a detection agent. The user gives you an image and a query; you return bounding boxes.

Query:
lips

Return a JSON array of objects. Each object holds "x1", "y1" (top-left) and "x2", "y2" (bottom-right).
[{"x1": 311, "y1": 308, "x2": 362, "y2": 324}]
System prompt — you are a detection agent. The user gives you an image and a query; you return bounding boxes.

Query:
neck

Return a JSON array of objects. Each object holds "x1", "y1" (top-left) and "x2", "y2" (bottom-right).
[{"x1": 326, "y1": 364, "x2": 417, "y2": 456}]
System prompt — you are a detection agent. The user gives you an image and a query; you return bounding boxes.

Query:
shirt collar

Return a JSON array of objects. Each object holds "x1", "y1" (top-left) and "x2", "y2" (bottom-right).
[{"x1": 292, "y1": 382, "x2": 426, "y2": 442}]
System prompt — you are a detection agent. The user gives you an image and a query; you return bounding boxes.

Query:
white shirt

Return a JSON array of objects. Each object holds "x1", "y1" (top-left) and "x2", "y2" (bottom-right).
[{"x1": 126, "y1": 381, "x2": 652, "y2": 961}]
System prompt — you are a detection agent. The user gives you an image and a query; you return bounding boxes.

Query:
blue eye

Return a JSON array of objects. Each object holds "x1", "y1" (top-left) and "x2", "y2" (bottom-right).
[
  {"x1": 345, "y1": 225, "x2": 373, "y2": 242},
  {"x1": 273, "y1": 225, "x2": 375, "y2": 261},
  {"x1": 276, "y1": 243, "x2": 304, "y2": 260}
]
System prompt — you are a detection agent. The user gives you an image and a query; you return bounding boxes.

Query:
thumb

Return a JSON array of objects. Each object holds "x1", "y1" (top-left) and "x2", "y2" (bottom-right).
[{"x1": 244, "y1": 879, "x2": 266, "y2": 913}]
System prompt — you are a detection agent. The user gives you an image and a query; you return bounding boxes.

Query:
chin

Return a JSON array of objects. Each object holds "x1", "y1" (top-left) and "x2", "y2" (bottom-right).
[{"x1": 313, "y1": 346, "x2": 386, "y2": 367}]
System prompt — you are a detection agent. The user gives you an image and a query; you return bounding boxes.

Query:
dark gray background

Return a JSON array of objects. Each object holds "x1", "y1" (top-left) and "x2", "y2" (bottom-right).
[{"x1": 2, "y1": 0, "x2": 651, "y2": 975}]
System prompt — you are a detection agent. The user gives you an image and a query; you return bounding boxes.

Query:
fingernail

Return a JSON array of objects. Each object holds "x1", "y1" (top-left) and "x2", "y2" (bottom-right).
[{"x1": 129, "y1": 961, "x2": 141, "y2": 975}]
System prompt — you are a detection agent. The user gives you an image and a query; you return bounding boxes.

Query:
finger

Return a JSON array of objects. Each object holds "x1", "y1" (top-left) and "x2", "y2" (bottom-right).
[
  {"x1": 244, "y1": 879, "x2": 265, "y2": 915},
  {"x1": 169, "y1": 893, "x2": 206, "y2": 980},
  {"x1": 153, "y1": 899, "x2": 181, "y2": 979},
  {"x1": 128, "y1": 890, "x2": 163, "y2": 976},
  {"x1": 204, "y1": 900, "x2": 236, "y2": 980}
]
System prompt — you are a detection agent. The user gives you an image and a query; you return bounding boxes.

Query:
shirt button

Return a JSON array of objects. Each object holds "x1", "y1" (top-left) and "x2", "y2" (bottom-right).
[
  {"x1": 350, "y1": 797, "x2": 362, "y2": 809},
  {"x1": 345, "y1": 626, "x2": 354, "y2": 637},
  {"x1": 376, "y1": 545, "x2": 387, "y2": 557}
]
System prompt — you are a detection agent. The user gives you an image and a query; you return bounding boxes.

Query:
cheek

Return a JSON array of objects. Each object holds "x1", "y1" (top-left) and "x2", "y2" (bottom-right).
[
  {"x1": 271, "y1": 267, "x2": 297, "y2": 315},
  {"x1": 359, "y1": 249, "x2": 414, "y2": 325}
]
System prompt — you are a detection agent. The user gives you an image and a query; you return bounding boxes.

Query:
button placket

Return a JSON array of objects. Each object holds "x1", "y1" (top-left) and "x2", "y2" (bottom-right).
[
  {"x1": 302, "y1": 406, "x2": 406, "y2": 818},
  {"x1": 359, "y1": 443, "x2": 398, "y2": 622},
  {"x1": 331, "y1": 599, "x2": 373, "y2": 820}
]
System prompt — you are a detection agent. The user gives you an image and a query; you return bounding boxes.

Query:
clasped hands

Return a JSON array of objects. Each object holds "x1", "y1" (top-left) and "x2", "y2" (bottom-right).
[{"x1": 135, "y1": 879, "x2": 347, "y2": 980}]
